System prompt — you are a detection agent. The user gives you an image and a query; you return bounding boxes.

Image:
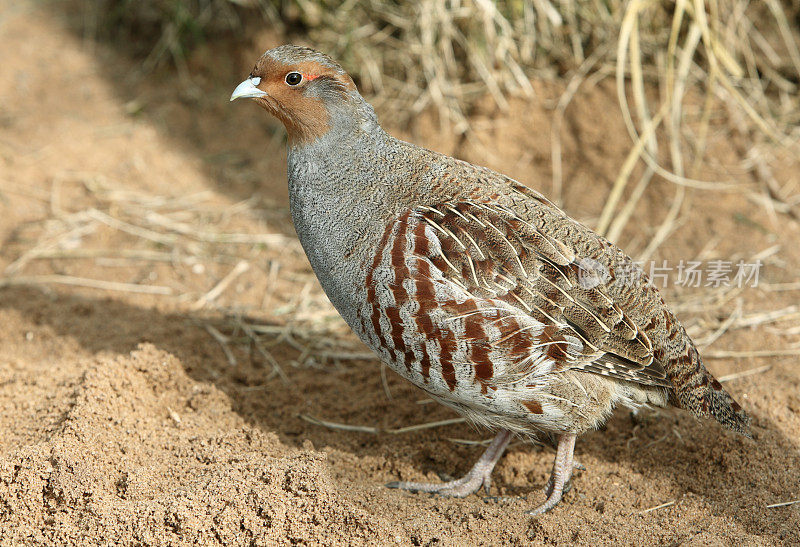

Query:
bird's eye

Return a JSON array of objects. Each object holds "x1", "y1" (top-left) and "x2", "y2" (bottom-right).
[{"x1": 285, "y1": 72, "x2": 303, "y2": 86}]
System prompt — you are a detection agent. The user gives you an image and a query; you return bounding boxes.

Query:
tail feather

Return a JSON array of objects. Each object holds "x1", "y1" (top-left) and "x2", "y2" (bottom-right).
[{"x1": 670, "y1": 344, "x2": 751, "y2": 437}]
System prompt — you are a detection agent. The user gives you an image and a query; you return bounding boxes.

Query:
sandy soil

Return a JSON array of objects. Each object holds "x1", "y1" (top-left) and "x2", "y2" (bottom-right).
[{"x1": 1, "y1": 2, "x2": 799, "y2": 545}]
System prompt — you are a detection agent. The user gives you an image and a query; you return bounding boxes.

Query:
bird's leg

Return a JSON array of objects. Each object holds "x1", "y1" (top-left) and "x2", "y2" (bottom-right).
[
  {"x1": 386, "y1": 430, "x2": 512, "y2": 497},
  {"x1": 543, "y1": 459, "x2": 584, "y2": 497},
  {"x1": 527, "y1": 433, "x2": 577, "y2": 515}
]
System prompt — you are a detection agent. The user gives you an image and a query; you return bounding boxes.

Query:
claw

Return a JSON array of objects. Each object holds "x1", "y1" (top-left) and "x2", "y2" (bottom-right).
[{"x1": 385, "y1": 430, "x2": 512, "y2": 498}]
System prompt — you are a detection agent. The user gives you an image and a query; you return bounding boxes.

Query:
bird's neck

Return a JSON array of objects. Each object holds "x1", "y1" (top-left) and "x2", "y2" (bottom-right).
[
  {"x1": 286, "y1": 110, "x2": 394, "y2": 201},
  {"x1": 285, "y1": 116, "x2": 404, "y2": 321}
]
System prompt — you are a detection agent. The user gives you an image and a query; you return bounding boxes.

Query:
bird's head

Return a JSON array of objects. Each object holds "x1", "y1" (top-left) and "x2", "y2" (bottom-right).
[{"x1": 231, "y1": 45, "x2": 371, "y2": 147}]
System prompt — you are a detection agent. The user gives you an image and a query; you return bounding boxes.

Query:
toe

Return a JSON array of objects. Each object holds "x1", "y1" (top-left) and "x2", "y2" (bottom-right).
[{"x1": 526, "y1": 504, "x2": 552, "y2": 516}]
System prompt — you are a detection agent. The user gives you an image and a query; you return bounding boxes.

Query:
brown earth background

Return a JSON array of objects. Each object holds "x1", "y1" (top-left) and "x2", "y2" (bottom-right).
[{"x1": 1, "y1": 1, "x2": 799, "y2": 545}]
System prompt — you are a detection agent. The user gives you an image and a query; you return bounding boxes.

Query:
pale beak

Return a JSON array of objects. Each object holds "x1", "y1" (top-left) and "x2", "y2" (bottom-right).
[{"x1": 230, "y1": 77, "x2": 267, "y2": 101}]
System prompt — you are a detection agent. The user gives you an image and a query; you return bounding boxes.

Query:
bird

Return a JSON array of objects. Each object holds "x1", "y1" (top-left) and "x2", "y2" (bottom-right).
[{"x1": 230, "y1": 45, "x2": 750, "y2": 515}]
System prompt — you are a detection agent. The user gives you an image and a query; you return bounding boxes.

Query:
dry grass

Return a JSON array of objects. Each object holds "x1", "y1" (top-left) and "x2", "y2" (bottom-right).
[
  {"x1": 0, "y1": 172, "x2": 354, "y2": 369},
  {"x1": 2, "y1": 150, "x2": 796, "y2": 381},
  {"x1": 79, "y1": 1, "x2": 800, "y2": 224},
  {"x1": 6, "y1": 1, "x2": 799, "y2": 379}
]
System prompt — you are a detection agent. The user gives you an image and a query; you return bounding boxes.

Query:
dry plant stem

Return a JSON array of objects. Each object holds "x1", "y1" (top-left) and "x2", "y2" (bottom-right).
[
  {"x1": 386, "y1": 430, "x2": 512, "y2": 497},
  {"x1": 639, "y1": 500, "x2": 676, "y2": 514},
  {"x1": 717, "y1": 365, "x2": 771, "y2": 383},
  {"x1": 694, "y1": 300, "x2": 742, "y2": 348},
  {"x1": 204, "y1": 324, "x2": 237, "y2": 366},
  {"x1": 238, "y1": 321, "x2": 289, "y2": 383},
  {"x1": 629, "y1": 14, "x2": 658, "y2": 163},
  {"x1": 550, "y1": 46, "x2": 608, "y2": 205},
  {"x1": 613, "y1": 0, "x2": 794, "y2": 195},
  {"x1": 446, "y1": 438, "x2": 494, "y2": 446},
  {"x1": 389, "y1": 418, "x2": 469, "y2": 435},
  {"x1": 380, "y1": 362, "x2": 393, "y2": 400},
  {"x1": 298, "y1": 414, "x2": 380, "y2": 435},
  {"x1": 191, "y1": 260, "x2": 250, "y2": 310},
  {"x1": 705, "y1": 349, "x2": 800, "y2": 359},
  {"x1": 689, "y1": 50, "x2": 718, "y2": 178},
  {"x1": 4, "y1": 222, "x2": 98, "y2": 275},
  {"x1": 0, "y1": 274, "x2": 173, "y2": 295},
  {"x1": 606, "y1": 9, "x2": 696, "y2": 244},
  {"x1": 605, "y1": 170, "x2": 653, "y2": 244},
  {"x1": 87, "y1": 208, "x2": 176, "y2": 246},
  {"x1": 9, "y1": 248, "x2": 224, "y2": 265},
  {"x1": 764, "y1": 0, "x2": 800, "y2": 81},
  {"x1": 638, "y1": 184, "x2": 685, "y2": 262},
  {"x1": 761, "y1": 282, "x2": 800, "y2": 292},
  {"x1": 298, "y1": 414, "x2": 467, "y2": 435},
  {"x1": 144, "y1": 210, "x2": 298, "y2": 246},
  {"x1": 665, "y1": 0, "x2": 688, "y2": 170},
  {"x1": 634, "y1": 14, "x2": 699, "y2": 259},
  {"x1": 596, "y1": 104, "x2": 667, "y2": 236},
  {"x1": 766, "y1": 499, "x2": 800, "y2": 509},
  {"x1": 83, "y1": 0, "x2": 800, "y2": 160},
  {"x1": 315, "y1": 351, "x2": 376, "y2": 361},
  {"x1": 735, "y1": 306, "x2": 800, "y2": 327}
]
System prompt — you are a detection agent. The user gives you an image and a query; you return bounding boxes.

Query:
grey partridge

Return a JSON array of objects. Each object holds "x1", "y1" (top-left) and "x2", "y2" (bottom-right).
[{"x1": 231, "y1": 45, "x2": 750, "y2": 515}]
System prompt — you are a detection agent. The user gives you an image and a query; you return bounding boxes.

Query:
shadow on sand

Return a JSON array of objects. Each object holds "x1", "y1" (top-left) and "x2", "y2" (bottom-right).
[{"x1": 2, "y1": 285, "x2": 798, "y2": 541}]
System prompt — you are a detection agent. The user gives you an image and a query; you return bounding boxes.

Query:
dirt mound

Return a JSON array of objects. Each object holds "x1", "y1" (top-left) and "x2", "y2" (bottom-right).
[{"x1": 1, "y1": 344, "x2": 391, "y2": 545}]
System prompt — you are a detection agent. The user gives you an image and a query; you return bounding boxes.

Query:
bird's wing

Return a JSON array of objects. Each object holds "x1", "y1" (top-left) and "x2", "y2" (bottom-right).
[{"x1": 364, "y1": 198, "x2": 672, "y2": 393}]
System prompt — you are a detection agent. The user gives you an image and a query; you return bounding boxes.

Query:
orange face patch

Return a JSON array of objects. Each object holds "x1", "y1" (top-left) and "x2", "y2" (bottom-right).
[
  {"x1": 247, "y1": 55, "x2": 359, "y2": 145},
  {"x1": 247, "y1": 60, "x2": 333, "y2": 145}
]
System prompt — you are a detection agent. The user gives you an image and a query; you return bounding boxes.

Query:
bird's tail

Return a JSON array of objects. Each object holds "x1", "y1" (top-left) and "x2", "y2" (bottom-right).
[{"x1": 668, "y1": 335, "x2": 751, "y2": 437}]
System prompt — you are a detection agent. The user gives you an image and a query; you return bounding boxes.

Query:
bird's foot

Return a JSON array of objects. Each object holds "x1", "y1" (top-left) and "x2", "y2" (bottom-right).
[
  {"x1": 543, "y1": 477, "x2": 573, "y2": 498},
  {"x1": 542, "y1": 459, "x2": 583, "y2": 497},
  {"x1": 386, "y1": 430, "x2": 512, "y2": 498},
  {"x1": 386, "y1": 465, "x2": 493, "y2": 497},
  {"x1": 527, "y1": 433, "x2": 577, "y2": 516}
]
